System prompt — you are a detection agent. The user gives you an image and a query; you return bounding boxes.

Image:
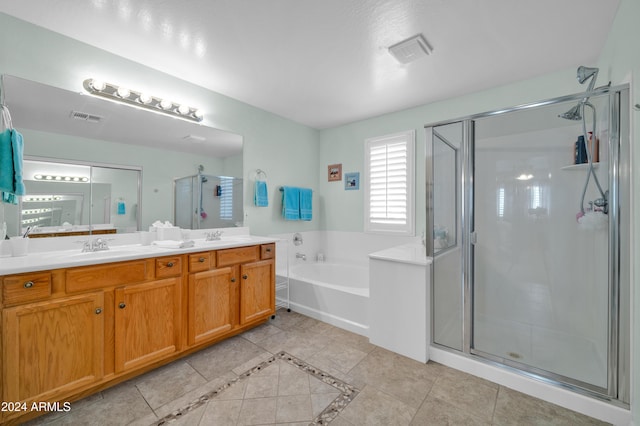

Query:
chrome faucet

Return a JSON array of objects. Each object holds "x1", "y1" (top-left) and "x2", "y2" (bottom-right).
[
  {"x1": 295, "y1": 252, "x2": 306, "y2": 261},
  {"x1": 81, "y1": 237, "x2": 110, "y2": 252},
  {"x1": 205, "y1": 230, "x2": 223, "y2": 241}
]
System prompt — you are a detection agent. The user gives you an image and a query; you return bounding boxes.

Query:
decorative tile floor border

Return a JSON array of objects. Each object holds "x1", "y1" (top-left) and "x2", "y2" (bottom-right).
[{"x1": 155, "y1": 351, "x2": 360, "y2": 425}]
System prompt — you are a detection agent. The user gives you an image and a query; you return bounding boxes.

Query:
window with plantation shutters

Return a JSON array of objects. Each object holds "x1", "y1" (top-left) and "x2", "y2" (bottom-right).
[{"x1": 364, "y1": 130, "x2": 415, "y2": 235}]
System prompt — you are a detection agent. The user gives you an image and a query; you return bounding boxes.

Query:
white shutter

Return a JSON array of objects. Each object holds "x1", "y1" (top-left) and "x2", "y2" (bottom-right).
[{"x1": 364, "y1": 130, "x2": 415, "y2": 235}]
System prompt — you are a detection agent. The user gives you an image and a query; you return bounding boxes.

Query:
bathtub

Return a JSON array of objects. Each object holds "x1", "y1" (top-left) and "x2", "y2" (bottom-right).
[{"x1": 282, "y1": 261, "x2": 369, "y2": 337}]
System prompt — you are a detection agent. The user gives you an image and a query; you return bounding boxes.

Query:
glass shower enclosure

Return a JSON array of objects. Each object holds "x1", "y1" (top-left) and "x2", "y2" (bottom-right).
[{"x1": 426, "y1": 86, "x2": 630, "y2": 402}]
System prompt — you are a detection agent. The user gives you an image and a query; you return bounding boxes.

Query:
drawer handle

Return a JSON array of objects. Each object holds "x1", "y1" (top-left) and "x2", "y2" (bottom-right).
[
  {"x1": 119, "y1": 302, "x2": 126, "y2": 309},
  {"x1": 167, "y1": 262, "x2": 174, "y2": 267},
  {"x1": 231, "y1": 278, "x2": 236, "y2": 283},
  {"x1": 242, "y1": 274, "x2": 248, "y2": 280},
  {"x1": 95, "y1": 308, "x2": 102, "y2": 315},
  {"x1": 198, "y1": 257, "x2": 206, "y2": 263},
  {"x1": 265, "y1": 248, "x2": 272, "y2": 253},
  {"x1": 23, "y1": 281, "x2": 34, "y2": 289}
]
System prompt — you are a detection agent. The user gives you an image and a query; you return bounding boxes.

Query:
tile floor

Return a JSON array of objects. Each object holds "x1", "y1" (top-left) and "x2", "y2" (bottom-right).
[{"x1": 26, "y1": 310, "x2": 609, "y2": 425}]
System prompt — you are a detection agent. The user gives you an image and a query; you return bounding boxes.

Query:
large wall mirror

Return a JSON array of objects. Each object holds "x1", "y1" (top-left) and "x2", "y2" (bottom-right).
[{"x1": 1, "y1": 75, "x2": 244, "y2": 237}]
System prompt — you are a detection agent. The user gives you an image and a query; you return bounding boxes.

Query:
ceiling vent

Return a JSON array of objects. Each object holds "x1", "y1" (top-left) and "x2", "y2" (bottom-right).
[
  {"x1": 388, "y1": 34, "x2": 432, "y2": 64},
  {"x1": 70, "y1": 110, "x2": 103, "y2": 123}
]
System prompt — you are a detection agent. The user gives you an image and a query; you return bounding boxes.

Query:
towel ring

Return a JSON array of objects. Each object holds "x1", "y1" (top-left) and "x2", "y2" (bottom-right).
[{"x1": 255, "y1": 169, "x2": 267, "y2": 180}]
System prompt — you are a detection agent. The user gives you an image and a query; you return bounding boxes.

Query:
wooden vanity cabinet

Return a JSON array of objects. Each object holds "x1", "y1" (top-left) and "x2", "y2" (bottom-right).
[
  {"x1": 240, "y1": 259, "x2": 275, "y2": 324},
  {"x1": 2, "y1": 291, "x2": 104, "y2": 406},
  {"x1": 188, "y1": 265, "x2": 235, "y2": 346},
  {"x1": 114, "y1": 277, "x2": 182, "y2": 373},
  {"x1": 0, "y1": 242, "x2": 275, "y2": 424}
]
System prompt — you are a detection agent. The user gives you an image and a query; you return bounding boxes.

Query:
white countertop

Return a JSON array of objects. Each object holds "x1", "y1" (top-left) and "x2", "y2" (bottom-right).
[
  {"x1": 368, "y1": 243, "x2": 432, "y2": 267},
  {"x1": 0, "y1": 230, "x2": 277, "y2": 275}
]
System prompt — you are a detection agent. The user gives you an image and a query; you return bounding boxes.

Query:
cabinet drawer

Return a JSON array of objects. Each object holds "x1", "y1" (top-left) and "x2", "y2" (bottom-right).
[
  {"x1": 66, "y1": 261, "x2": 147, "y2": 293},
  {"x1": 156, "y1": 256, "x2": 182, "y2": 278},
  {"x1": 189, "y1": 252, "x2": 213, "y2": 272},
  {"x1": 3, "y1": 272, "x2": 52, "y2": 305},
  {"x1": 261, "y1": 244, "x2": 275, "y2": 260},
  {"x1": 217, "y1": 246, "x2": 259, "y2": 267}
]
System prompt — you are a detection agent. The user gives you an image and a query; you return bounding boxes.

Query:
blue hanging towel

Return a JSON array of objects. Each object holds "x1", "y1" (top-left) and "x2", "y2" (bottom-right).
[
  {"x1": 254, "y1": 180, "x2": 269, "y2": 207},
  {"x1": 300, "y1": 188, "x2": 312, "y2": 221},
  {"x1": 117, "y1": 200, "x2": 126, "y2": 215},
  {"x1": 11, "y1": 129, "x2": 25, "y2": 196},
  {"x1": 0, "y1": 128, "x2": 25, "y2": 204},
  {"x1": 281, "y1": 186, "x2": 300, "y2": 220},
  {"x1": 0, "y1": 129, "x2": 13, "y2": 194}
]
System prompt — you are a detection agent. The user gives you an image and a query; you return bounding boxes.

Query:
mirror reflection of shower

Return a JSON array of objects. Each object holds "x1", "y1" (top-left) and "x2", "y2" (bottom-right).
[
  {"x1": 174, "y1": 167, "x2": 244, "y2": 229},
  {"x1": 558, "y1": 65, "x2": 609, "y2": 228}
]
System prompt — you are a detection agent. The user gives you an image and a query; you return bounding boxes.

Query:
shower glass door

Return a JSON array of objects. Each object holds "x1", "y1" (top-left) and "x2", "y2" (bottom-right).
[{"x1": 471, "y1": 93, "x2": 612, "y2": 392}]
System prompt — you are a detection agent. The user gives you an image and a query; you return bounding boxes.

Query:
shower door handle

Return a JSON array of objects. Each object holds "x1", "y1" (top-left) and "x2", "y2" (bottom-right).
[{"x1": 470, "y1": 232, "x2": 477, "y2": 245}]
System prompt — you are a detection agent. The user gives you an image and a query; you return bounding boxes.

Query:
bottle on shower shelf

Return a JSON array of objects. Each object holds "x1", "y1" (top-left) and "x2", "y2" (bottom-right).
[{"x1": 588, "y1": 132, "x2": 600, "y2": 163}]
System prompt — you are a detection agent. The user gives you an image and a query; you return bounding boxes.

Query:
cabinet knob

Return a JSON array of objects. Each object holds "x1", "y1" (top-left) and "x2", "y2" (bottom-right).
[
  {"x1": 198, "y1": 257, "x2": 205, "y2": 263},
  {"x1": 95, "y1": 308, "x2": 102, "y2": 315},
  {"x1": 266, "y1": 248, "x2": 272, "y2": 252},
  {"x1": 119, "y1": 302, "x2": 126, "y2": 309},
  {"x1": 242, "y1": 274, "x2": 248, "y2": 280},
  {"x1": 231, "y1": 277, "x2": 236, "y2": 283},
  {"x1": 167, "y1": 262, "x2": 174, "y2": 267},
  {"x1": 23, "y1": 281, "x2": 34, "y2": 289}
]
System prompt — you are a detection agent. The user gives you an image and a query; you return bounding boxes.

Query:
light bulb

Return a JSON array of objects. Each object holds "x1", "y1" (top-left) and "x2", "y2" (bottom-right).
[
  {"x1": 194, "y1": 109, "x2": 204, "y2": 120},
  {"x1": 138, "y1": 93, "x2": 152, "y2": 104},
  {"x1": 159, "y1": 99, "x2": 173, "y2": 110},
  {"x1": 90, "y1": 79, "x2": 106, "y2": 91},
  {"x1": 34, "y1": 174, "x2": 42, "y2": 180},
  {"x1": 178, "y1": 104, "x2": 190, "y2": 115},
  {"x1": 116, "y1": 87, "x2": 131, "y2": 98}
]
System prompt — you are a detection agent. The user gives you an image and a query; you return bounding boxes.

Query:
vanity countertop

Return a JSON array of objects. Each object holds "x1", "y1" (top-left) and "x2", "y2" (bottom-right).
[
  {"x1": 368, "y1": 243, "x2": 432, "y2": 267},
  {"x1": 0, "y1": 235, "x2": 277, "y2": 275}
]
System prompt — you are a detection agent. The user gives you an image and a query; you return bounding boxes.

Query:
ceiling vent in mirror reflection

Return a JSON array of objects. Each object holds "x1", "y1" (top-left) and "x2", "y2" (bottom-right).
[{"x1": 70, "y1": 110, "x2": 103, "y2": 123}]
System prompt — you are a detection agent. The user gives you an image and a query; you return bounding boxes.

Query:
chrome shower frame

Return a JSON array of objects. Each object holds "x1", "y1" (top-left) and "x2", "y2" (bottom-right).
[{"x1": 425, "y1": 84, "x2": 630, "y2": 404}]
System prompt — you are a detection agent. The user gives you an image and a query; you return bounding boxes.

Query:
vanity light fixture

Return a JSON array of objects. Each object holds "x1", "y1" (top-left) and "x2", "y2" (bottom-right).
[
  {"x1": 34, "y1": 174, "x2": 89, "y2": 183},
  {"x1": 83, "y1": 78, "x2": 204, "y2": 122}
]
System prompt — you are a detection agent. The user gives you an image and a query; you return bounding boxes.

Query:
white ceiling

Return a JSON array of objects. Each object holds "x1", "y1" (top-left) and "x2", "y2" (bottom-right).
[{"x1": 0, "y1": 0, "x2": 620, "y2": 129}]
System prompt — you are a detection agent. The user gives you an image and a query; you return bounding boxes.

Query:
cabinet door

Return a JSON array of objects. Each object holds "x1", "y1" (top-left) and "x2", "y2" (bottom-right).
[
  {"x1": 3, "y1": 293, "x2": 104, "y2": 404},
  {"x1": 240, "y1": 259, "x2": 275, "y2": 325},
  {"x1": 114, "y1": 277, "x2": 181, "y2": 373},
  {"x1": 188, "y1": 267, "x2": 234, "y2": 346}
]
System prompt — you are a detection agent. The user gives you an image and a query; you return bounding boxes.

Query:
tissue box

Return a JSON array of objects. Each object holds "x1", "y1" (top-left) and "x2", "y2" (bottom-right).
[{"x1": 156, "y1": 226, "x2": 182, "y2": 241}]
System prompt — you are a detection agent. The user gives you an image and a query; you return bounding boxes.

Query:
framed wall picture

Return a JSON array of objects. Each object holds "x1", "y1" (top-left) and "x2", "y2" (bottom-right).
[
  {"x1": 328, "y1": 164, "x2": 342, "y2": 182},
  {"x1": 344, "y1": 172, "x2": 360, "y2": 190}
]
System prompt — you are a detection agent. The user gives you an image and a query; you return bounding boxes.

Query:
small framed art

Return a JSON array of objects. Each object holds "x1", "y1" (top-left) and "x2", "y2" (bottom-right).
[
  {"x1": 328, "y1": 164, "x2": 342, "y2": 182},
  {"x1": 344, "y1": 172, "x2": 359, "y2": 190}
]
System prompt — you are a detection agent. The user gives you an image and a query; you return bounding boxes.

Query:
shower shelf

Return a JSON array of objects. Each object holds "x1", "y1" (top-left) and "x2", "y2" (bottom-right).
[{"x1": 560, "y1": 163, "x2": 600, "y2": 171}]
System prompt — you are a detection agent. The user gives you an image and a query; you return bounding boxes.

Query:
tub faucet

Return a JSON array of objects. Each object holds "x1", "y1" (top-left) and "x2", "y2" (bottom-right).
[{"x1": 296, "y1": 252, "x2": 306, "y2": 261}]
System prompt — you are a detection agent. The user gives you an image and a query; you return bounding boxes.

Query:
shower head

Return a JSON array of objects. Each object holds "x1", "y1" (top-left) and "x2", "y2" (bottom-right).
[
  {"x1": 577, "y1": 66, "x2": 598, "y2": 91},
  {"x1": 558, "y1": 103, "x2": 582, "y2": 121}
]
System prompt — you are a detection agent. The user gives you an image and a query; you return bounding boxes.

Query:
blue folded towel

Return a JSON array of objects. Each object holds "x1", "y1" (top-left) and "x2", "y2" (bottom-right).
[
  {"x1": 300, "y1": 188, "x2": 312, "y2": 221},
  {"x1": 254, "y1": 180, "x2": 269, "y2": 207},
  {"x1": 282, "y1": 186, "x2": 300, "y2": 220}
]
